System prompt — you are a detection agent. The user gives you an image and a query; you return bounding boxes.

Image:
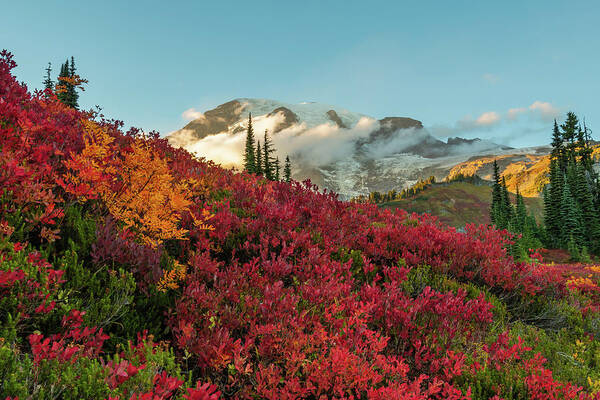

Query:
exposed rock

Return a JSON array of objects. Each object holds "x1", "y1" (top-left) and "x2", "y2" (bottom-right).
[
  {"x1": 370, "y1": 117, "x2": 424, "y2": 141},
  {"x1": 172, "y1": 99, "x2": 245, "y2": 141},
  {"x1": 267, "y1": 107, "x2": 299, "y2": 132},
  {"x1": 447, "y1": 137, "x2": 513, "y2": 151},
  {"x1": 447, "y1": 137, "x2": 481, "y2": 146},
  {"x1": 326, "y1": 110, "x2": 347, "y2": 129}
]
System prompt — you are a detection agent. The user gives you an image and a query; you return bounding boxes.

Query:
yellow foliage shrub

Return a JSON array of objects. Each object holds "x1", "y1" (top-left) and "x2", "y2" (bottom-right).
[{"x1": 63, "y1": 120, "x2": 193, "y2": 247}]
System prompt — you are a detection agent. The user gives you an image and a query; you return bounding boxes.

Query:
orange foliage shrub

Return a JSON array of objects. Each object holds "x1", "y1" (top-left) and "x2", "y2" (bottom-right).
[
  {"x1": 61, "y1": 120, "x2": 192, "y2": 247},
  {"x1": 156, "y1": 260, "x2": 187, "y2": 292}
]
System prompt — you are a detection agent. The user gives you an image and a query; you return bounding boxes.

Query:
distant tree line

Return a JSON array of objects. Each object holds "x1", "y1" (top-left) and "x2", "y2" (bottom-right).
[
  {"x1": 351, "y1": 173, "x2": 488, "y2": 204},
  {"x1": 42, "y1": 57, "x2": 87, "y2": 109},
  {"x1": 351, "y1": 176, "x2": 437, "y2": 204},
  {"x1": 243, "y1": 114, "x2": 292, "y2": 182}
]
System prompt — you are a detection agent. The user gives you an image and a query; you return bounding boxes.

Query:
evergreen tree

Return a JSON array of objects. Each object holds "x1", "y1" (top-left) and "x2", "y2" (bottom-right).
[
  {"x1": 243, "y1": 113, "x2": 256, "y2": 173},
  {"x1": 575, "y1": 162, "x2": 600, "y2": 252},
  {"x1": 284, "y1": 156, "x2": 292, "y2": 182},
  {"x1": 43, "y1": 62, "x2": 53, "y2": 92},
  {"x1": 543, "y1": 111, "x2": 600, "y2": 253},
  {"x1": 560, "y1": 180, "x2": 583, "y2": 246},
  {"x1": 514, "y1": 187, "x2": 527, "y2": 232},
  {"x1": 500, "y1": 177, "x2": 514, "y2": 229},
  {"x1": 55, "y1": 57, "x2": 83, "y2": 109},
  {"x1": 544, "y1": 158, "x2": 563, "y2": 244},
  {"x1": 56, "y1": 59, "x2": 70, "y2": 105},
  {"x1": 490, "y1": 160, "x2": 503, "y2": 227},
  {"x1": 67, "y1": 56, "x2": 79, "y2": 109},
  {"x1": 275, "y1": 157, "x2": 280, "y2": 181},
  {"x1": 551, "y1": 119, "x2": 562, "y2": 154},
  {"x1": 579, "y1": 120, "x2": 594, "y2": 171},
  {"x1": 551, "y1": 119, "x2": 566, "y2": 170},
  {"x1": 262, "y1": 129, "x2": 274, "y2": 180},
  {"x1": 561, "y1": 112, "x2": 579, "y2": 162},
  {"x1": 255, "y1": 141, "x2": 263, "y2": 176}
]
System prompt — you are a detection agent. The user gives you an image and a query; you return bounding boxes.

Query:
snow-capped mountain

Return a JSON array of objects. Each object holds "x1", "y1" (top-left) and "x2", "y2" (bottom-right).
[{"x1": 168, "y1": 98, "x2": 525, "y2": 199}]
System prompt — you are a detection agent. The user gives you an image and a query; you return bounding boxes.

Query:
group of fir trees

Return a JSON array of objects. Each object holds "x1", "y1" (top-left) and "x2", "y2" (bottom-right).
[
  {"x1": 243, "y1": 113, "x2": 292, "y2": 182},
  {"x1": 42, "y1": 57, "x2": 86, "y2": 109},
  {"x1": 543, "y1": 112, "x2": 599, "y2": 259},
  {"x1": 490, "y1": 160, "x2": 543, "y2": 260},
  {"x1": 351, "y1": 173, "x2": 487, "y2": 204}
]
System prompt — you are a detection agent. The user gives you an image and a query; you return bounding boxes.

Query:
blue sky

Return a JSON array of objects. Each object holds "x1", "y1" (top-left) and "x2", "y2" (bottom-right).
[{"x1": 2, "y1": 0, "x2": 598, "y2": 147}]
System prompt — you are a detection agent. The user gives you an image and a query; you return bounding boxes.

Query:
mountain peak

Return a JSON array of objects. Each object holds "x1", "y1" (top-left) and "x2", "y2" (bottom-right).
[{"x1": 168, "y1": 98, "x2": 516, "y2": 199}]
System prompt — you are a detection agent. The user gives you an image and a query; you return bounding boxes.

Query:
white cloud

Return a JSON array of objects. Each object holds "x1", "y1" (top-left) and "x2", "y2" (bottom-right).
[
  {"x1": 476, "y1": 111, "x2": 500, "y2": 126},
  {"x1": 182, "y1": 108, "x2": 205, "y2": 121},
  {"x1": 177, "y1": 115, "x2": 379, "y2": 169},
  {"x1": 430, "y1": 101, "x2": 563, "y2": 139},
  {"x1": 272, "y1": 117, "x2": 378, "y2": 166},
  {"x1": 186, "y1": 131, "x2": 244, "y2": 168},
  {"x1": 529, "y1": 101, "x2": 560, "y2": 120}
]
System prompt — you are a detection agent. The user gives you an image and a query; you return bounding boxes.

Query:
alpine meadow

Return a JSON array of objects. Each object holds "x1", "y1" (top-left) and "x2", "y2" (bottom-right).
[{"x1": 2, "y1": 1, "x2": 600, "y2": 399}]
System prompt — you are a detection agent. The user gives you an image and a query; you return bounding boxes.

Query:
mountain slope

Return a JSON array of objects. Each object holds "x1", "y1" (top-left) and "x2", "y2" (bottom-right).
[
  {"x1": 380, "y1": 181, "x2": 544, "y2": 227},
  {"x1": 168, "y1": 98, "x2": 513, "y2": 198}
]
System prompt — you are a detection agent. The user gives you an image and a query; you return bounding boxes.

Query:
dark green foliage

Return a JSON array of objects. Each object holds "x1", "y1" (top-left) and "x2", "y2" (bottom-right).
[
  {"x1": 0, "y1": 330, "x2": 191, "y2": 399},
  {"x1": 58, "y1": 248, "x2": 137, "y2": 348},
  {"x1": 490, "y1": 164, "x2": 543, "y2": 260},
  {"x1": 242, "y1": 121, "x2": 287, "y2": 181},
  {"x1": 544, "y1": 159, "x2": 563, "y2": 245},
  {"x1": 67, "y1": 56, "x2": 79, "y2": 108},
  {"x1": 55, "y1": 57, "x2": 81, "y2": 109},
  {"x1": 43, "y1": 62, "x2": 53, "y2": 92},
  {"x1": 490, "y1": 168, "x2": 513, "y2": 231},
  {"x1": 243, "y1": 113, "x2": 256, "y2": 173},
  {"x1": 284, "y1": 155, "x2": 292, "y2": 182},
  {"x1": 255, "y1": 141, "x2": 263, "y2": 176},
  {"x1": 544, "y1": 112, "x2": 600, "y2": 254},
  {"x1": 262, "y1": 129, "x2": 274, "y2": 180},
  {"x1": 56, "y1": 59, "x2": 70, "y2": 106}
]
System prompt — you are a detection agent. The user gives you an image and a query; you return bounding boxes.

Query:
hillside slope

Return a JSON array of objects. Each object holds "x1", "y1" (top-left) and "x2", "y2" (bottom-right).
[
  {"x1": 3, "y1": 51, "x2": 600, "y2": 399},
  {"x1": 380, "y1": 181, "x2": 544, "y2": 227}
]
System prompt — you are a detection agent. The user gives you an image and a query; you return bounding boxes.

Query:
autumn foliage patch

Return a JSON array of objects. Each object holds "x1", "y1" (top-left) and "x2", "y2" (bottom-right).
[{"x1": 2, "y1": 50, "x2": 600, "y2": 399}]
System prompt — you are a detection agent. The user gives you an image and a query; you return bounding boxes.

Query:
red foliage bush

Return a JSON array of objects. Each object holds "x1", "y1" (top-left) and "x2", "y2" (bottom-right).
[{"x1": 2, "y1": 49, "x2": 599, "y2": 399}]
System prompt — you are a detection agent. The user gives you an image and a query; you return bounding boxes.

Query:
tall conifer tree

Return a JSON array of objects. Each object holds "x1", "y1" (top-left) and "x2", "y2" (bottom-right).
[
  {"x1": 544, "y1": 158, "x2": 562, "y2": 243},
  {"x1": 255, "y1": 141, "x2": 263, "y2": 176},
  {"x1": 490, "y1": 160, "x2": 503, "y2": 226},
  {"x1": 67, "y1": 56, "x2": 79, "y2": 109},
  {"x1": 43, "y1": 62, "x2": 53, "y2": 92},
  {"x1": 262, "y1": 129, "x2": 274, "y2": 180},
  {"x1": 560, "y1": 179, "x2": 583, "y2": 246},
  {"x1": 243, "y1": 113, "x2": 256, "y2": 173},
  {"x1": 56, "y1": 60, "x2": 69, "y2": 105},
  {"x1": 284, "y1": 156, "x2": 292, "y2": 182}
]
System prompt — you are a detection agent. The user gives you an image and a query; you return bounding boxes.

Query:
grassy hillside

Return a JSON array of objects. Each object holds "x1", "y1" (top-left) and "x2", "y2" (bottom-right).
[
  {"x1": 3, "y1": 51, "x2": 600, "y2": 399},
  {"x1": 380, "y1": 181, "x2": 544, "y2": 227}
]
